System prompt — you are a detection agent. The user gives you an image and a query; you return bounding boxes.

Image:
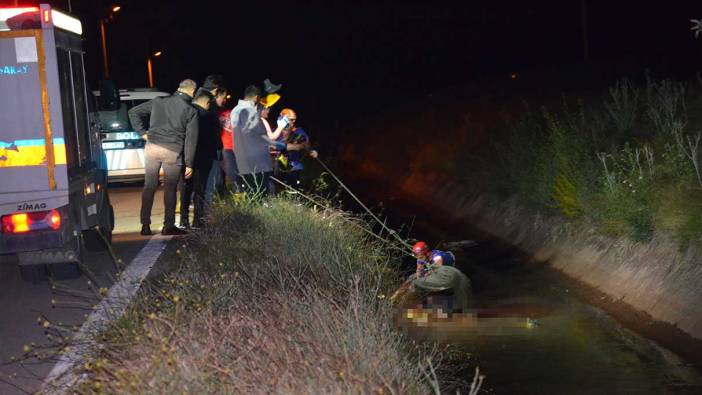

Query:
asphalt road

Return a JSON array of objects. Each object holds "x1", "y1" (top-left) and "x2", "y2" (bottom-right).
[{"x1": 0, "y1": 185, "x2": 162, "y2": 394}]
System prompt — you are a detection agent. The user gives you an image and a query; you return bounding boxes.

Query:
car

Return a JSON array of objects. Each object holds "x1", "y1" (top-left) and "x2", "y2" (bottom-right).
[{"x1": 93, "y1": 88, "x2": 169, "y2": 182}]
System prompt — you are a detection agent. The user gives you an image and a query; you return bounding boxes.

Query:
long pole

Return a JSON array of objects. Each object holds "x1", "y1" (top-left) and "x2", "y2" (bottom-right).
[
  {"x1": 99, "y1": 19, "x2": 109, "y2": 79},
  {"x1": 147, "y1": 58, "x2": 154, "y2": 88}
]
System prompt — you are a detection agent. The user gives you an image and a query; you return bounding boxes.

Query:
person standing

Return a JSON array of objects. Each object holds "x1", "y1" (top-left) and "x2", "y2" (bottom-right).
[
  {"x1": 230, "y1": 85, "x2": 277, "y2": 195},
  {"x1": 129, "y1": 79, "x2": 199, "y2": 236},
  {"x1": 219, "y1": 106, "x2": 239, "y2": 192},
  {"x1": 179, "y1": 91, "x2": 214, "y2": 229},
  {"x1": 198, "y1": 75, "x2": 227, "y2": 200},
  {"x1": 205, "y1": 88, "x2": 229, "y2": 199}
]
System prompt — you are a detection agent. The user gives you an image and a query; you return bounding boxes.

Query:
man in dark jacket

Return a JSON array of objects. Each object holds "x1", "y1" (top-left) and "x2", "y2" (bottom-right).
[
  {"x1": 179, "y1": 90, "x2": 217, "y2": 228},
  {"x1": 129, "y1": 79, "x2": 198, "y2": 236},
  {"x1": 199, "y1": 75, "x2": 228, "y2": 202}
]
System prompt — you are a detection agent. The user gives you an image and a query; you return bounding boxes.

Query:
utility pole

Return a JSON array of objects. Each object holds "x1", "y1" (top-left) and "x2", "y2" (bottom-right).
[{"x1": 580, "y1": 0, "x2": 590, "y2": 63}]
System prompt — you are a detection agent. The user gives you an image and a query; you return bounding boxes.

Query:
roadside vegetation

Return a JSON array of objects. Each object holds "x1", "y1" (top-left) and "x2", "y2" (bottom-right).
[
  {"x1": 490, "y1": 77, "x2": 702, "y2": 247},
  {"x1": 67, "y1": 196, "x2": 470, "y2": 394},
  {"x1": 339, "y1": 73, "x2": 702, "y2": 250}
]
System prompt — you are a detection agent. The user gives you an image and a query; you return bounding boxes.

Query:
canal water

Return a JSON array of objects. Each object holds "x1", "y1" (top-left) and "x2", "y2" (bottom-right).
[{"x1": 345, "y1": 184, "x2": 702, "y2": 394}]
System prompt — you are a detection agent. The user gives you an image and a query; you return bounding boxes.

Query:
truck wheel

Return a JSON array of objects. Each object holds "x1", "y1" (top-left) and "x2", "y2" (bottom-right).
[
  {"x1": 19, "y1": 264, "x2": 47, "y2": 283},
  {"x1": 83, "y1": 201, "x2": 113, "y2": 251}
]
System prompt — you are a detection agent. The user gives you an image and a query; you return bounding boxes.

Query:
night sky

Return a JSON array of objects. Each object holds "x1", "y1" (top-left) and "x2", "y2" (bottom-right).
[{"x1": 5, "y1": 0, "x2": 702, "y2": 129}]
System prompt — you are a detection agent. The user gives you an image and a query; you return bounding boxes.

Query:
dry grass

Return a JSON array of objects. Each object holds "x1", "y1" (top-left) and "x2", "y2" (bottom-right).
[{"x1": 70, "y1": 197, "x2": 447, "y2": 394}]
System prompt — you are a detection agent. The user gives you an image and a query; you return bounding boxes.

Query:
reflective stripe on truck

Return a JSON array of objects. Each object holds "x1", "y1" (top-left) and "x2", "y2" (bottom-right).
[{"x1": 0, "y1": 137, "x2": 67, "y2": 167}]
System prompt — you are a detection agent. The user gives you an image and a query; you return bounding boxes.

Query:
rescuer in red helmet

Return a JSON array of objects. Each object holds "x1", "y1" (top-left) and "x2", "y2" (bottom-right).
[{"x1": 413, "y1": 241, "x2": 456, "y2": 278}]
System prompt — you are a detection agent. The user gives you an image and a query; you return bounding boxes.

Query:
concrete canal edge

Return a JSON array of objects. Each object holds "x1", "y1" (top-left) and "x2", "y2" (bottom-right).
[{"x1": 398, "y1": 172, "x2": 702, "y2": 344}]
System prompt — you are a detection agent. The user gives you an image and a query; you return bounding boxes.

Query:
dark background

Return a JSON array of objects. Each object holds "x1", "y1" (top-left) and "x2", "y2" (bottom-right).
[{"x1": 4, "y1": 0, "x2": 702, "y2": 132}]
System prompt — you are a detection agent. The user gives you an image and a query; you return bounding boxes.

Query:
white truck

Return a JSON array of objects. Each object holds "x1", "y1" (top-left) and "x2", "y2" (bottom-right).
[{"x1": 0, "y1": 5, "x2": 114, "y2": 281}]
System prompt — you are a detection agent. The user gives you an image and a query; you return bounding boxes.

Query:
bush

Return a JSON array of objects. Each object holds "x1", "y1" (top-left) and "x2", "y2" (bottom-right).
[
  {"x1": 493, "y1": 99, "x2": 601, "y2": 218},
  {"x1": 605, "y1": 79, "x2": 640, "y2": 137},
  {"x1": 487, "y1": 77, "x2": 702, "y2": 247},
  {"x1": 646, "y1": 79, "x2": 687, "y2": 137},
  {"x1": 594, "y1": 144, "x2": 658, "y2": 241}
]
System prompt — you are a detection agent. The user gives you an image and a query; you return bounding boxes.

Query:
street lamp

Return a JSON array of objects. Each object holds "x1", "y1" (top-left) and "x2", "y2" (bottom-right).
[
  {"x1": 147, "y1": 51, "x2": 162, "y2": 88},
  {"x1": 99, "y1": 5, "x2": 121, "y2": 79}
]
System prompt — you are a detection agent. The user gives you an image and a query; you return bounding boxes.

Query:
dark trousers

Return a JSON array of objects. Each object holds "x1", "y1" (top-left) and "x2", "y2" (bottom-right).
[
  {"x1": 280, "y1": 170, "x2": 302, "y2": 189},
  {"x1": 141, "y1": 143, "x2": 182, "y2": 227},
  {"x1": 180, "y1": 161, "x2": 213, "y2": 226}
]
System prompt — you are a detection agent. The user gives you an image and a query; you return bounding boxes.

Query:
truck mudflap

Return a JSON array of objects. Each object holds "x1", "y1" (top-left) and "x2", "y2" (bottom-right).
[{"x1": 17, "y1": 244, "x2": 79, "y2": 265}]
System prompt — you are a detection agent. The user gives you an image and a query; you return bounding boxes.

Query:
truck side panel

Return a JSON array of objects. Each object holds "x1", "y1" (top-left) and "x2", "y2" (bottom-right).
[{"x1": 0, "y1": 30, "x2": 69, "y2": 218}]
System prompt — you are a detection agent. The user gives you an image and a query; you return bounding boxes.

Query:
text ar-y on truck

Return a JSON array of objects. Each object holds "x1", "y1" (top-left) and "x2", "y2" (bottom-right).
[{"x1": 0, "y1": 5, "x2": 114, "y2": 281}]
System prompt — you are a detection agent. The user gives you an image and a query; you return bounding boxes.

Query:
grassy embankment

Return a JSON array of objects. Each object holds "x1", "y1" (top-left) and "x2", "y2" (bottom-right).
[
  {"x1": 490, "y1": 78, "x2": 702, "y2": 247},
  {"x1": 342, "y1": 76, "x2": 702, "y2": 250},
  {"x1": 69, "y1": 196, "x2": 465, "y2": 394}
]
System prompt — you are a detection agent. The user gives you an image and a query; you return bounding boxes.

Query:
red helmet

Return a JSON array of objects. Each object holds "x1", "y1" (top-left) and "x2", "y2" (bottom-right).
[{"x1": 412, "y1": 241, "x2": 429, "y2": 256}]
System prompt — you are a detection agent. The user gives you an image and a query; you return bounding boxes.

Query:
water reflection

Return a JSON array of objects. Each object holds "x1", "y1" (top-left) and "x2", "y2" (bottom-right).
[{"x1": 397, "y1": 296, "x2": 702, "y2": 394}]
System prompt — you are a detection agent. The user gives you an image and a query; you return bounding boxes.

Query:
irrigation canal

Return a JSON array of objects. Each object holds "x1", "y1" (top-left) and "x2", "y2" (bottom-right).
[{"x1": 341, "y1": 179, "x2": 702, "y2": 395}]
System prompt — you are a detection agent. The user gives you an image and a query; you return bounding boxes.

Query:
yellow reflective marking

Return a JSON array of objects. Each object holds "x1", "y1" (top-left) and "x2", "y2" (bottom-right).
[{"x1": 0, "y1": 144, "x2": 66, "y2": 167}]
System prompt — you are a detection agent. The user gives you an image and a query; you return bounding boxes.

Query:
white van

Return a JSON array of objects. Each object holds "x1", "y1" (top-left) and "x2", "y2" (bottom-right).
[{"x1": 93, "y1": 88, "x2": 169, "y2": 182}]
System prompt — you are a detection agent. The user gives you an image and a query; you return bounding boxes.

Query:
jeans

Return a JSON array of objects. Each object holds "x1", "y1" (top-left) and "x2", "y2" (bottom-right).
[
  {"x1": 141, "y1": 143, "x2": 182, "y2": 227},
  {"x1": 206, "y1": 159, "x2": 225, "y2": 201},
  {"x1": 222, "y1": 149, "x2": 239, "y2": 193}
]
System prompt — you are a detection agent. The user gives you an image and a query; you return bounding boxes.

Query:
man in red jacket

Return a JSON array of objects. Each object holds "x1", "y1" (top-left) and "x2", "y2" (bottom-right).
[{"x1": 219, "y1": 107, "x2": 239, "y2": 192}]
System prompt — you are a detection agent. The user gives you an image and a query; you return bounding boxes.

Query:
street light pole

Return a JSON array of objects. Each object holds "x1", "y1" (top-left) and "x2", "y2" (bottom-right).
[
  {"x1": 147, "y1": 58, "x2": 154, "y2": 88},
  {"x1": 147, "y1": 51, "x2": 162, "y2": 88},
  {"x1": 100, "y1": 19, "x2": 109, "y2": 79},
  {"x1": 99, "y1": 5, "x2": 121, "y2": 80}
]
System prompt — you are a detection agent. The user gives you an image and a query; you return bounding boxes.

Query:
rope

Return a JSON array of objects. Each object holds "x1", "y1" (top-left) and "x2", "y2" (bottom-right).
[
  {"x1": 314, "y1": 157, "x2": 414, "y2": 251},
  {"x1": 269, "y1": 176, "x2": 412, "y2": 257}
]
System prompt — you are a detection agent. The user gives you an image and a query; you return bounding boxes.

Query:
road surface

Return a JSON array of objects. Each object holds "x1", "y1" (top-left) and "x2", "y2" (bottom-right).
[{"x1": 0, "y1": 185, "x2": 166, "y2": 394}]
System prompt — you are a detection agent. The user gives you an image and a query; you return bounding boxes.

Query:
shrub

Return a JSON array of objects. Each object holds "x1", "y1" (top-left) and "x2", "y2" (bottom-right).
[
  {"x1": 594, "y1": 144, "x2": 657, "y2": 241},
  {"x1": 646, "y1": 79, "x2": 687, "y2": 137},
  {"x1": 605, "y1": 79, "x2": 640, "y2": 136}
]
